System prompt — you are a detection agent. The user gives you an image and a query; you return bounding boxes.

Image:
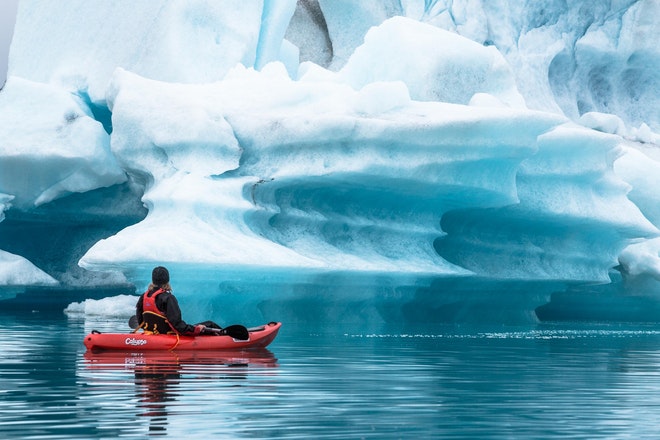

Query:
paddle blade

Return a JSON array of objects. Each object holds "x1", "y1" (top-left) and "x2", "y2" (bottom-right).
[
  {"x1": 128, "y1": 315, "x2": 139, "y2": 329},
  {"x1": 217, "y1": 325, "x2": 249, "y2": 340}
]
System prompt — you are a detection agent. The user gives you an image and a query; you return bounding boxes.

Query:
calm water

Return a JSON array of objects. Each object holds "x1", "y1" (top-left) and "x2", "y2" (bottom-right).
[{"x1": 3, "y1": 314, "x2": 660, "y2": 439}]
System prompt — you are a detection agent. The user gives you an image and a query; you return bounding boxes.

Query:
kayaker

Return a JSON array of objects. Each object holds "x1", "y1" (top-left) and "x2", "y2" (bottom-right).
[{"x1": 135, "y1": 266, "x2": 221, "y2": 336}]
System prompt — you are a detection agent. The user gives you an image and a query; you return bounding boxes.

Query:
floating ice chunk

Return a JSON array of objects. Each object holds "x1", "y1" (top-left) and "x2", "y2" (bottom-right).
[{"x1": 64, "y1": 294, "x2": 136, "y2": 318}]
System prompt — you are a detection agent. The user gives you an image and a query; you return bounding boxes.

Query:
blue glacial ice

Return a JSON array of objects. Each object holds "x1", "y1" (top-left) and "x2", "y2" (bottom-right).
[{"x1": 1, "y1": 0, "x2": 659, "y2": 325}]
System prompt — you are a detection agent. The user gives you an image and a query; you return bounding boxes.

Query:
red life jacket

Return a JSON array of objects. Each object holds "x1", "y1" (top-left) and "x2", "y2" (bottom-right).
[
  {"x1": 143, "y1": 288, "x2": 165, "y2": 314},
  {"x1": 141, "y1": 288, "x2": 176, "y2": 334}
]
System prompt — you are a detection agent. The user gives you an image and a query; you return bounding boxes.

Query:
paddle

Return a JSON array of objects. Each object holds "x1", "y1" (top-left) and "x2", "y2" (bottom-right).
[
  {"x1": 128, "y1": 315, "x2": 249, "y2": 340},
  {"x1": 209, "y1": 325, "x2": 250, "y2": 340}
]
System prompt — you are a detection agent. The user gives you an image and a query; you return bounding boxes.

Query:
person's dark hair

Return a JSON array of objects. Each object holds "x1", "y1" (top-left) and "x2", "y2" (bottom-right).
[{"x1": 152, "y1": 266, "x2": 170, "y2": 286}]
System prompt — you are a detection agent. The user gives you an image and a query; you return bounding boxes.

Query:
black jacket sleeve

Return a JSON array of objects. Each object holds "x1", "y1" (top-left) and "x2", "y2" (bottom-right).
[{"x1": 159, "y1": 292, "x2": 196, "y2": 335}]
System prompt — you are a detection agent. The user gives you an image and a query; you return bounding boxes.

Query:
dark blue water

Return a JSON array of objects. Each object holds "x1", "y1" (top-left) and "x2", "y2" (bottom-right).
[{"x1": 3, "y1": 313, "x2": 660, "y2": 439}]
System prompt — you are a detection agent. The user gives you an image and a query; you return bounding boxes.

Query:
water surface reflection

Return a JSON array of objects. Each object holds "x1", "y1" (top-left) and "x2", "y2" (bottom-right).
[
  {"x1": 3, "y1": 315, "x2": 660, "y2": 438},
  {"x1": 81, "y1": 348, "x2": 278, "y2": 436}
]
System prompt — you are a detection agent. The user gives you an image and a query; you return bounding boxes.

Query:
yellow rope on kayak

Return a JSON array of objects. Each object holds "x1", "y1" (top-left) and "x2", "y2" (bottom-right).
[{"x1": 170, "y1": 332, "x2": 180, "y2": 351}]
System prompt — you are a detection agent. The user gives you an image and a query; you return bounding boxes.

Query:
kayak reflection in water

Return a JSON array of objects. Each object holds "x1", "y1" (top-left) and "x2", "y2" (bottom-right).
[
  {"x1": 135, "y1": 266, "x2": 221, "y2": 336},
  {"x1": 131, "y1": 351, "x2": 273, "y2": 434},
  {"x1": 135, "y1": 358, "x2": 181, "y2": 434}
]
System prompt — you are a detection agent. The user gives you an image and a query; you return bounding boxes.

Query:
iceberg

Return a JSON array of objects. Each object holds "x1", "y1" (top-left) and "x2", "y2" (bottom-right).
[
  {"x1": 1, "y1": 0, "x2": 659, "y2": 325},
  {"x1": 63, "y1": 294, "x2": 136, "y2": 318}
]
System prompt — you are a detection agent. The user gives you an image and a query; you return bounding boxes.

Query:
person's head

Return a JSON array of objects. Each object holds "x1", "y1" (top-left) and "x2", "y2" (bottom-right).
[{"x1": 151, "y1": 266, "x2": 170, "y2": 287}]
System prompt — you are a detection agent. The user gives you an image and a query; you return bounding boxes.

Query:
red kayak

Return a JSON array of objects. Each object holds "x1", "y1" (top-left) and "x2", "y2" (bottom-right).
[{"x1": 84, "y1": 321, "x2": 281, "y2": 351}]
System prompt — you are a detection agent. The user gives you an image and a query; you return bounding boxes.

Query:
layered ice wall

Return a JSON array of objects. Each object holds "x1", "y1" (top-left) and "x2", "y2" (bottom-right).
[{"x1": 1, "y1": 0, "x2": 659, "y2": 324}]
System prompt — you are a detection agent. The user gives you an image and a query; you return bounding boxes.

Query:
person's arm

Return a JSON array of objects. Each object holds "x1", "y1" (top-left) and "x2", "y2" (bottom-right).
[
  {"x1": 161, "y1": 292, "x2": 197, "y2": 335},
  {"x1": 135, "y1": 295, "x2": 144, "y2": 324}
]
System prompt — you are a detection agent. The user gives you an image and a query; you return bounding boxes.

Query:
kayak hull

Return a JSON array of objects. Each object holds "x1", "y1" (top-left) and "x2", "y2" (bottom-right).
[{"x1": 84, "y1": 321, "x2": 281, "y2": 351}]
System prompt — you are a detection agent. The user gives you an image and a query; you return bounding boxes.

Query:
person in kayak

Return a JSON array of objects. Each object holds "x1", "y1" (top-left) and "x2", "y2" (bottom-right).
[{"x1": 135, "y1": 266, "x2": 221, "y2": 336}]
